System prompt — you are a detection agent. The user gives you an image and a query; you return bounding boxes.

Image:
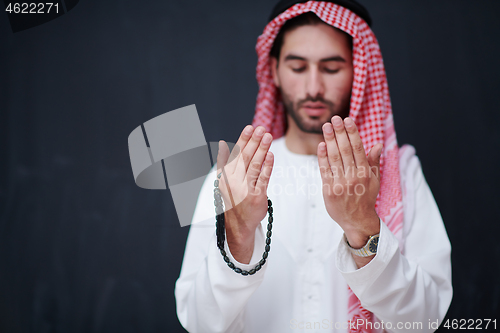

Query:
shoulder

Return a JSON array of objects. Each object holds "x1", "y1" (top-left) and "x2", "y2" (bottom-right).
[
  {"x1": 398, "y1": 144, "x2": 434, "y2": 237},
  {"x1": 398, "y1": 144, "x2": 425, "y2": 191}
]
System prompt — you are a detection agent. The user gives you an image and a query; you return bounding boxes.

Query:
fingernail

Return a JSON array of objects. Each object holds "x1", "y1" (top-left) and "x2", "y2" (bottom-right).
[
  {"x1": 244, "y1": 125, "x2": 253, "y2": 135},
  {"x1": 344, "y1": 117, "x2": 354, "y2": 127},
  {"x1": 262, "y1": 133, "x2": 272, "y2": 144},
  {"x1": 324, "y1": 124, "x2": 333, "y2": 133},
  {"x1": 256, "y1": 127, "x2": 265, "y2": 136},
  {"x1": 332, "y1": 116, "x2": 342, "y2": 126}
]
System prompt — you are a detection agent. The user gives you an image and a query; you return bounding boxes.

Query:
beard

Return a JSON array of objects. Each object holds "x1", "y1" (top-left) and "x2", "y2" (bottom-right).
[{"x1": 280, "y1": 89, "x2": 351, "y2": 134}]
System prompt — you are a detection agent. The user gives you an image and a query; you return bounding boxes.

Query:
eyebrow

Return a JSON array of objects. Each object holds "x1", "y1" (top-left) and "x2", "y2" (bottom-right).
[{"x1": 283, "y1": 54, "x2": 346, "y2": 63}]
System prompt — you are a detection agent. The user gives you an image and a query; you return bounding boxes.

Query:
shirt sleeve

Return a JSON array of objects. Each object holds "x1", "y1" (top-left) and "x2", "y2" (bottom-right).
[
  {"x1": 336, "y1": 153, "x2": 453, "y2": 332},
  {"x1": 174, "y1": 167, "x2": 268, "y2": 333}
]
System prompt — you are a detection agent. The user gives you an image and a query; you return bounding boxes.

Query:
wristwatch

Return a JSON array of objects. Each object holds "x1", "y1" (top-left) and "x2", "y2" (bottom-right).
[{"x1": 344, "y1": 233, "x2": 379, "y2": 257}]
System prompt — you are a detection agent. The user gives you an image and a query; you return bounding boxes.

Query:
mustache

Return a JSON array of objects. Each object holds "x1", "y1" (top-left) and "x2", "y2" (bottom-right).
[{"x1": 296, "y1": 96, "x2": 335, "y2": 109}]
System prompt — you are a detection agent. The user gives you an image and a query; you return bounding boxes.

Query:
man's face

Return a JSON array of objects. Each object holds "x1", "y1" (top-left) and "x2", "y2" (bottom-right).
[{"x1": 271, "y1": 22, "x2": 354, "y2": 134}]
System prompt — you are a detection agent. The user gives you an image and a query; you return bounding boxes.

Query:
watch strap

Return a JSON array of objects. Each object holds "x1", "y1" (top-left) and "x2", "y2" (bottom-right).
[{"x1": 344, "y1": 233, "x2": 379, "y2": 257}]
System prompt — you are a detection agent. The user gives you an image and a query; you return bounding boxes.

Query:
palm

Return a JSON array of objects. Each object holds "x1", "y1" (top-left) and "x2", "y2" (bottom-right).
[{"x1": 217, "y1": 126, "x2": 274, "y2": 231}]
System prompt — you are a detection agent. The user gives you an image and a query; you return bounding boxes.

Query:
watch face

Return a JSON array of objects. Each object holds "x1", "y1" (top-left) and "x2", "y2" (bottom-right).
[{"x1": 369, "y1": 235, "x2": 379, "y2": 253}]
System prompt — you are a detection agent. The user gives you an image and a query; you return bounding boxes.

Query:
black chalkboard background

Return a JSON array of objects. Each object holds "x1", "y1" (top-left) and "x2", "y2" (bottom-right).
[{"x1": 1, "y1": 0, "x2": 499, "y2": 332}]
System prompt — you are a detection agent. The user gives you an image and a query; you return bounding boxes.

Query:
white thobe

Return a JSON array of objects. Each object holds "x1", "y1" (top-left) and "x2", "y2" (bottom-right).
[{"x1": 175, "y1": 137, "x2": 452, "y2": 333}]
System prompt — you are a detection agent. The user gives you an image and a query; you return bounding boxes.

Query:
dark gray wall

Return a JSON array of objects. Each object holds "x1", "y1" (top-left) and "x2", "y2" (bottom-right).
[{"x1": 1, "y1": 0, "x2": 499, "y2": 332}]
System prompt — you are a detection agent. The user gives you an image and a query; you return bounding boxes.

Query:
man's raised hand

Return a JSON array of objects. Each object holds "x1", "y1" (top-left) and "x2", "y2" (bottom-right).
[
  {"x1": 217, "y1": 125, "x2": 274, "y2": 264},
  {"x1": 317, "y1": 116, "x2": 382, "y2": 250}
]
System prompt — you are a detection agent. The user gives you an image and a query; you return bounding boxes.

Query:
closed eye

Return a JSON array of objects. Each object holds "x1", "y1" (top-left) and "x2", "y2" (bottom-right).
[
  {"x1": 291, "y1": 67, "x2": 306, "y2": 73},
  {"x1": 324, "y1": 68, "x2": 340, "y2": 74}
]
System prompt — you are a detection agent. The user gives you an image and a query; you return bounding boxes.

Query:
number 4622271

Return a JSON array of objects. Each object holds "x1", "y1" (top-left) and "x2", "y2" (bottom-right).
[
  {"x1": 5, "y1": 3, "x2": 59, "y2": 14},
  {"x1": 443, "y1": 319, "x2": 496, "y2": 330}
]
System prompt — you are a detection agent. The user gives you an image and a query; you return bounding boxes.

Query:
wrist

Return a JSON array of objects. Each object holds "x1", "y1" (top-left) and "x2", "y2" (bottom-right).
[
  {"x1": 225, "y1": 211, "x2": 257, "y2": 241},
  {"x1": 344, "y1": 215, "x2": 380, "y2": 249},
  {"x1": 225, "y1": 211, "x2": 256, "y2": 263}
]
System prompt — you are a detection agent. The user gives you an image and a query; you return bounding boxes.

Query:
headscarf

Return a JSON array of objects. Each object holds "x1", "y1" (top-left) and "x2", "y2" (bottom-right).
[{"x1": 252, "y1": 2, "x2": 404, "y2": 332}]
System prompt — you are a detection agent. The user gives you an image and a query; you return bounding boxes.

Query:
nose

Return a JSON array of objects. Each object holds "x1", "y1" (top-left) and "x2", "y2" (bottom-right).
[{"x1": 305, "y1": 65, "x2": 324, "y2": 99}]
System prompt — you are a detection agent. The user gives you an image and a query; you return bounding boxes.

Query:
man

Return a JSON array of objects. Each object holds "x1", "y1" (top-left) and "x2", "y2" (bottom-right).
[{"x1": 175, "y1": 1, "x2": 452, "y2": 332}]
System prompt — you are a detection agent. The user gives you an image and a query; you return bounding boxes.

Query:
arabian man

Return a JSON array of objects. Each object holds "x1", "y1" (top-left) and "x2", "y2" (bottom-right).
[{"x1": 175, "y1": 1, "x2": 453, "y2": 332}]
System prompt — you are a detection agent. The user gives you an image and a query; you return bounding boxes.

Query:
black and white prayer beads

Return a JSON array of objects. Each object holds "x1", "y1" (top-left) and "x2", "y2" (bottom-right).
[{"x1": 214, "y1": 172, "x2": 273, "y2": 276}]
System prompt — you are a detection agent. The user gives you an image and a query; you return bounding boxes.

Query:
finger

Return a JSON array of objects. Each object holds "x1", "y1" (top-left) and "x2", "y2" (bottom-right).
[
  {"x1": 331, "y1": 115, "x2": 355, "y2": 175},
  {"x1": 322, "y1": 122, "x2": 343, "y2": 178},
  {"x1": 246, "y1": 133, "x2": 273, "y2": 189},
  {"x1": 216, "y1": 140, "x2": 230, "y2": 173},
  {"x1": 317, "y1": 142, "x2": 335, "y2": 184},
  {"x1": 255, "y1": 151, "x2": 274, "y2": 195},
  {"x1": 236, "y1": 126, "x2": 266, "y2": 173},
  {"x1": 226, "y1": 125, "x2": 254, "y2": 174},
  {"x1": 344, "y1": 117, "x2": 369, "y2": 169},
  {"x1": 367, "y1": 143, "x2": 383, "y2": 181}
]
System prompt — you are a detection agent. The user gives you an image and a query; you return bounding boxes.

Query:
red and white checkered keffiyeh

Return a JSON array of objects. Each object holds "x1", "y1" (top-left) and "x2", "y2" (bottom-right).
[{"x1": 252, "y1": 2, "x2": 404, "y2": 332}]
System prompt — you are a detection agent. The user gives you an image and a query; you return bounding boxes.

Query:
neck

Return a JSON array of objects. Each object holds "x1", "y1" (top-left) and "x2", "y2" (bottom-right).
[{"x1": 284, "y1": 115, "x2": 324, "y2": 155}]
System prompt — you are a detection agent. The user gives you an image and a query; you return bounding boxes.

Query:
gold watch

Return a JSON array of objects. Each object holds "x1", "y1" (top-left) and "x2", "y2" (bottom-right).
[{"x1": 344, "y1": 234, "x2": 379, "y2": 257}]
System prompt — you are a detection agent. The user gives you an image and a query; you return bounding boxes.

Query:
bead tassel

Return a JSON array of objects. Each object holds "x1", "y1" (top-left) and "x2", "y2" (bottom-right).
[{"x1": 214, "y1": 172, "x2": 273, "y2": 276}]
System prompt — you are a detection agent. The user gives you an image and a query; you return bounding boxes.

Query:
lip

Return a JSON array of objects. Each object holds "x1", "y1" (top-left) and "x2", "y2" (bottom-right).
[{"x1": 302, "y1": 102, "x2": 327, "y2": 117}]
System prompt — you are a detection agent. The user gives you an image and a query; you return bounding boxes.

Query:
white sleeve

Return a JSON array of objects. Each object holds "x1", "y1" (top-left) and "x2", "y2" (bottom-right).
[
  {"x1": 336, "y1": 151, "x2": 453, "y2": 332},
  {"x1": 174, "y1": 168, "x2": 268, "y2": 333}
]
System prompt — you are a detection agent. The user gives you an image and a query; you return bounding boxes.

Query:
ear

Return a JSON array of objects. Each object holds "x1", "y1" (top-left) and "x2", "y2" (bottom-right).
[{"x1": 270, "y1": 57, "x2": 281, "y2": 88}]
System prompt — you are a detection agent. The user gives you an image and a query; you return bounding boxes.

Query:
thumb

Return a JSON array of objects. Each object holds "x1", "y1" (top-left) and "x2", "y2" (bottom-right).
[
  {"x1": 217, "y1": 140, "x2": 230, "y2": 172},
  {"x1": 367, "y1": 143, "x2": 383, "y2": 180}
]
